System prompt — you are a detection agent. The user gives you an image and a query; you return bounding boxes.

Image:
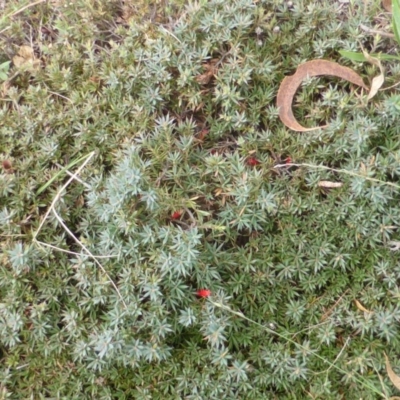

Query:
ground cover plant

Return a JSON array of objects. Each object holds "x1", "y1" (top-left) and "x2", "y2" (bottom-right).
[{"x1": 3, "y1": 0, "x2": 400, "y2": 398}]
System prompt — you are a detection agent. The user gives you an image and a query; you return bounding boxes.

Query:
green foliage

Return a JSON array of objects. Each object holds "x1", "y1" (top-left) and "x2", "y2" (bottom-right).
[
  {"x1": 2, "y1": 0, "x2": 400, "y2": 398},
  {"x1": 0, "y1": 61, "x2": 10, "y2": 81},
  {"x1": 393, "y1": 0, "x2": 400, "y2": 45},
  {"x1": 341, "y1": 0, "x2": 400, "y2": 63}
]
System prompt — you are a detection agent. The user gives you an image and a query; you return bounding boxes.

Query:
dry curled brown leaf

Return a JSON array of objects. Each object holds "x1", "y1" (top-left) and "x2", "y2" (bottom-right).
[
  {"x1": 277, "y1": 60, "x2": 368, "y2": 132},
  {"x1": 385, "y1": 353, "x2": 400, "y2": 391}
]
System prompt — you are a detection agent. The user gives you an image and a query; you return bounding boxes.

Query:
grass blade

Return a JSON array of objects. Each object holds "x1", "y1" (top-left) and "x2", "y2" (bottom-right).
[
  {"x1": 340, "y1": 50, "x2": 400, "y2": 61},
  {"x1": 392, "y1": 0, "x2": 400, "y2": 45},
  {"x1": 339, "y1": 50, "x2": 367, "y2": 62},
  {"x1": 36, "y1": 153, "x2": 92, "y2": 195}
]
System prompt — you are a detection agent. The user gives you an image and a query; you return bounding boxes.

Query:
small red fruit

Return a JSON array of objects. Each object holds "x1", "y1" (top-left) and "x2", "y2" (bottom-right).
[
  {"x1": 285, "y1": 156, "x2": 292, "y2": 164},
  {"x1": 2, "y1": 160, "x2": 12, "y2": 170},
  {"x1": 2, "y1": 160, "x2": 13, "y2": 173},
  {"x1": 247, "y1": 157, "x2": 260, "y2": 166},
  {"x1": 171, "y1": 211, "x2": 182, "y2": 220},
  {"x1": 196, "y1": 289, "x2": 211, "y2": 298}
]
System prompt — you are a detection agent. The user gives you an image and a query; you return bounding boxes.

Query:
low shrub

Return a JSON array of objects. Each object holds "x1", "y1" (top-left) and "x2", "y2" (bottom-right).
[{"x1": 2, "y1": 0, "x2": 400, "y2": 398}]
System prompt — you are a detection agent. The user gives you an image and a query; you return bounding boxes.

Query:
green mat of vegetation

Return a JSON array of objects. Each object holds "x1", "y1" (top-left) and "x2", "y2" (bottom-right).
[{"x1": 2, "y1": 0, "x2": 400, "y2": 398}]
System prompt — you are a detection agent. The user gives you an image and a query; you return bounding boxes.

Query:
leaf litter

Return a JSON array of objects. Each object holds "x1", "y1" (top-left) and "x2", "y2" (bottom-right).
[
  {"x1": 277, "y1": 59, "x2": 368, "y2": 131},
  {"x1": 12, "y1": 45, "x2": 40, "y2": 71},
  {"x1": 385, "y1": 353, "x2": 400, "y2": 391}
]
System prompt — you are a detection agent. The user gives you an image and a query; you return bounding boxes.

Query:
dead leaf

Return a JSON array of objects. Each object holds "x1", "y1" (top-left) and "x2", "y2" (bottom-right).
[
  {"x1": 277, "y1": 59, "x2": 368, "y2": 132},
  {"x1": 361, "y1": 50, "x2": 385, "y2": 100},
  {"x1": 369, "y1": 155, "x2": 376, "y2": 165},
  {"x1": 368, "y1": 74, "x2": 384, "y2": 100},
  {"x1": 195, "y1": 72, "x2": 213, "y2": 85},
  {"x1": 1, "y1": 80, "x2": 10, "y2": 97},
  {"x1": 195, "y1": 59, "x2": 218, "y2": 85},
  {"x1": 354, "y1": 299, "x2": 372, "y2": 313},
  {"x1": 75, "y1": 195, "x2": 85, "y2": 208},
  {"x1": 13, "y1": 45, "x2": 40, "y2": 71},
  {"x1": 383, "y1": 0, "x2": 392, "y2": 12},
  {"x1": 89, "y1": 76, "x2": 101, "y2": 84},
  {"x1": 196, "y1": 128, "x2": 209, "y2": 142},
  {"x1": 13, "y1": 45, "x2": 33, "y2": 67},
  {"x1": 317, "y1": 181, "x2": 343, "y2": 188},
  {"x1": 359, "y1": 162, "x2": 367, "y2": 175},
  {"x1": 116, "y1": 4, "x2": 135, "y2": 24},
  {"x1": 385, "y1": 353, "x2": 400, "y2": 391}
]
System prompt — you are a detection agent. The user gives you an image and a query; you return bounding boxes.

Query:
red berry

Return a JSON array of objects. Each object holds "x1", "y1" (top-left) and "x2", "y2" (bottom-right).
[
  {"x1": 2, "y1": 160, "x2": 14, "y2": 173},
  {"x1": 247, "y1": 157, "x2": 260, "y2": 166},
  {"x1": 285, "y1": 156, "x2": 292, "y2": 164},
  {"x1": 2, "y1": 160, "x2": 12, "y2": 170},
  {"x1": 171, "y1": 211, "x2": 182, "y2": 220},
  {"x1": 196, "y1": 289, "x2": 211, "y2": 298}
]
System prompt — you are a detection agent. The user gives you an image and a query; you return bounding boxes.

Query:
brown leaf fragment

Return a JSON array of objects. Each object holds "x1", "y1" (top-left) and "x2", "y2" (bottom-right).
[
  {"x1": 196, "y1": 128, "x2": 209, "y2": 142},
  {"x1": 383, "y1": 0, "x2": 392, "y2": 12},
  {"x1": 359, "y1": 162, "x2": 368, "y2": 175},
  {"x1": 195, "y1": 72, "x2": 213, "y2": 85},
  {"x1": 277, "y1": 60, "x2": 368, "y2": 132},
  {"x1": 196, "y1": 73, "x2": 212, "y2": 84},
  {"x1": 13, "y1": 45, "x2": 40, "y2": 71},
  {"x1": 368, "y1": 73, "x2": 384, "y2": 100},
  {"x1": 75, "y1": 195, "x2": 85, "y2": 208},
  {"x1": 317, "y1": 181, "x2": 343, "y2": 188},
  {"x1": 195, "y1": 59, "x2": 218, "y2": 85},
  {"x1": 354, "y1": 299, "x2": 372, "y2": 313},
  {"x1": 385, "y1": 353, "x2": 400, "y2": 391},
  {"x1": 1, "y1": 80, "x2": 10, "y2": 97}
]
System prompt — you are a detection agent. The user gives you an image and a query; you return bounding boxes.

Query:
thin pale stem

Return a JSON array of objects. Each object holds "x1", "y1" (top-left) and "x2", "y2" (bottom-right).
[
  {"x1": 36, "y1": 240, "x2": 118, "y2": 259},
  {"x1": 51, "y1": 208, "x2": 127, "y2": 309},
  {"x1": 274, "y1": 163, "x2": 400, "y2": 191}
]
